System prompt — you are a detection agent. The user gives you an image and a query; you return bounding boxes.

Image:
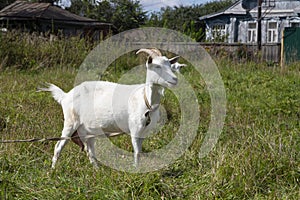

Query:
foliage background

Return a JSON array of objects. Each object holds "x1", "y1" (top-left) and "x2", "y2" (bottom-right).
[{"x1": 0, "y1": 0, "x2": 233, "y2": 41}]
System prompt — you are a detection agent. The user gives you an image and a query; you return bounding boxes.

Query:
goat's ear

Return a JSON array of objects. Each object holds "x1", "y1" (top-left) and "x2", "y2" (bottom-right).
[
  {"x1": 146, "y1": 56, "x2": 153, "y2": 68},
  {"x1": 171, "y1": 62, "x2": 187, "y2": 72},
  {"x1": 147, "y1": 56, "x2": 152, "y2": 64},
  {"x1": 169, "y1": 56, "x2": 180, "y2": 65}
]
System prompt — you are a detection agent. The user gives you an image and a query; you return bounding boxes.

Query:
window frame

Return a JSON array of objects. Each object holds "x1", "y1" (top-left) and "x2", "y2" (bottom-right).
[
  {"x1": 247, "y1": 22, "x2": 257, "y2": 43},
  {"x1": 267, "y1": 21, "x2": 278, "y2": 43},
  {"x1": 211, "y1": 24, "x2": 227, "y2": 42},
  {"x1": 291, "y1": 22, "x2": 300, "y2": 28}
]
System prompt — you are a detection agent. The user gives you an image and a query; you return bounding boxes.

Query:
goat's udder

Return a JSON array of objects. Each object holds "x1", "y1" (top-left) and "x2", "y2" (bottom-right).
[{"x1": 71, "y1": 130, "x2": 85, "y2": 151}]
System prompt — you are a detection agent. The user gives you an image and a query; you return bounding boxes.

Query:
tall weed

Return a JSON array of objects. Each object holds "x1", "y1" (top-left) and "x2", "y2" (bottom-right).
[{"x1": 0, "y1": 31, "x2": 92, "y2": 70}]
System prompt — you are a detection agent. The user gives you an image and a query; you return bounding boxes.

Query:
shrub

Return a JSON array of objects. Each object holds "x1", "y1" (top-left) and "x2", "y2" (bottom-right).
[{"x1": 0, "y1": 30, "x2": 93, "y2": 70}]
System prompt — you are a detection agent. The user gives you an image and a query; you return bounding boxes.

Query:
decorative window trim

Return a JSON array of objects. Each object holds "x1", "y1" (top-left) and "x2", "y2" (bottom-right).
[
  {"x1": 262, "y1": 0, "x2": 275, "y2": 8},
  {"x1": 288, "y1": 17, "x2": 300, "y2": 28},
  {"x1": 247, "y1": 22, "x2": 257, "y2": 43},
  {"x1": 267, "y1": 21, "x2": 278, "y2": 43},
  {"x1": 211, "y1": 24, "x2": 227, "y2": 42},
  {"x1": 290, "y1": 22, "x2": 300, "y2": 27}
]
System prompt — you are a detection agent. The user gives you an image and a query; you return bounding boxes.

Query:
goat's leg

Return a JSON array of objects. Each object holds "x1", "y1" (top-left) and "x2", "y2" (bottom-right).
[
  {"x1": 131, "y1": 136, "x2": 144, "y2": 167},
  {"x1": 129, "y1": 121, "x2": 145, "y2": 167},
  {"x1": 86, "y1": 138, "x2": 99, "y2": 169},
  {"x1": 52, "y1": 140, "x2": 68, "y2": 169},
  {"x1": 51, "y1": 126, "x2": 74, "y2": 169}
]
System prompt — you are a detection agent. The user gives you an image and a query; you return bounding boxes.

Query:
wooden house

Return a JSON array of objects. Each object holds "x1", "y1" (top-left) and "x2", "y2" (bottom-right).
[
  {"x1": 0, "y1": 1, "x2": 114, "y2": 40},
  {"x1": 200, "y1": 0, "x2": 300, "y2": 44}
]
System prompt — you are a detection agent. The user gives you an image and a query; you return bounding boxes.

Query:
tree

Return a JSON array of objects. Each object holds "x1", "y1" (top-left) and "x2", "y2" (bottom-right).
[
  {"x1": 67, "y1": 0, "x2": 146, "y2": 33},
  {"x1": 110, "y1": 0, "x2": 147, "y2": 32},
  {"x1": 0, "y1": 0, "x2": 15, "y2": 10},
  {"x1": 146, "y1": 0, "x2": 233, "y2": 42},
  {"x1": 38, "y1": 0, "x2": 56, "y2": 3},
  {"x1": 68, "y1": 0, "x2": 97, "y2": 18}
]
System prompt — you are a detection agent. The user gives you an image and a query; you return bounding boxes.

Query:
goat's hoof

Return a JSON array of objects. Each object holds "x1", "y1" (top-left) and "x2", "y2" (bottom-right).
[
  {"x1": 93, "y1": 165, "x2": 99, "y2": 170},
  {"x1": 133, "y1": 162, "x2": 139, "y2": 169},
  {"x1": 92, "y1": 162, "x2": 100, "y2": 170}
]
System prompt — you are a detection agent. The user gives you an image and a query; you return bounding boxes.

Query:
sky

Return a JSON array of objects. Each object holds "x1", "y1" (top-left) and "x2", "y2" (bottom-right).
[
  {"x1": 57, "y1": 0, "x2": 210, "y2": 12},
  {"x1": 140, "y1": 0, "x2": 210, "y2": 12}
]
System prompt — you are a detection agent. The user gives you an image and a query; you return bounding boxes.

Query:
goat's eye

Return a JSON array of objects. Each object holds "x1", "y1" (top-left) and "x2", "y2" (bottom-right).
[{"x1": 155, "y1": 66, "x2": 161, "y2": 69}]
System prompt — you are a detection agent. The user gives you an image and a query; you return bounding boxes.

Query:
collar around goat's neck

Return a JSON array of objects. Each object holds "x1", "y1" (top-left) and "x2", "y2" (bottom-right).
[
  {"x1": 144, "y1": 87, "x2": 152, "y2": 110},
  {"x1": 143, "y1": 85, "x2": 161, "y2": 112}
]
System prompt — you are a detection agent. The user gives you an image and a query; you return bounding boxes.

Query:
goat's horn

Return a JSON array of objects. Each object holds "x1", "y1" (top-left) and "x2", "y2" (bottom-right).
[
  {"x1": 150, "y1": 48, "x2": 162, "y2": 56},
  {"x1": 136, "y1": 48, "x2": 162, "y2": 58}
]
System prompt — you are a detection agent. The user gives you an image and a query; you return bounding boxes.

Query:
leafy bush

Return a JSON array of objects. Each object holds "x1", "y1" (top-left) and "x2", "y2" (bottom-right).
[{"x1": 0, "y1": 31, "x2": 92, "y2": 70}]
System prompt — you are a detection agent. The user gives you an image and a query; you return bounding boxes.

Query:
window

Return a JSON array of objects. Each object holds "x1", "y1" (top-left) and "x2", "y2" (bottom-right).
[
  {"x1": 211, "y1": 24, "x2": 226, "y2": 42},
  {"x1": 263, "y1": 0, "x2": 275, "y2": 7},
  {"x1": 267, "y1": 22, "x2": 278, "y2": 43},
  {"x1": 291, "y1": 22, "x2": 300, "y2": 27},
  {"x1": 247, "y1": 22, "x2": 257, "y2": 43}
]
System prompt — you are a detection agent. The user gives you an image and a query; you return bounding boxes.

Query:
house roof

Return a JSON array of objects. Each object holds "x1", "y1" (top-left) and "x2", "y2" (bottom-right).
[
  {"x1": 0, "y1": 1, "x2": 111, "y2": 27},
  {"x1": 295, "y1": 5, "x2": 300, "y2": 13},
  {"x1": 200, "y1": 0, "x2": 300, "y2": 21},
  {"x1": 249, "y1": 0, "x2": 300, "y2": 18},
  {"x1": 199, "y1": 1, "x2": 247, "y2": 20}
]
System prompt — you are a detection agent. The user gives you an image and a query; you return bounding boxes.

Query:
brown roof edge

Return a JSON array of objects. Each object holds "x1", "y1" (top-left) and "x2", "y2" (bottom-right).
[{"x1": 0, "y1": 1, "x2": 112, "y2": 25}]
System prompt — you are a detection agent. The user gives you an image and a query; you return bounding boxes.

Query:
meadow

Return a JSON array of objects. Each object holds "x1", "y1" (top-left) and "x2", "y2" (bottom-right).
[{"x1": 0, "y1": 32, "x2": 299, "y2": 199}]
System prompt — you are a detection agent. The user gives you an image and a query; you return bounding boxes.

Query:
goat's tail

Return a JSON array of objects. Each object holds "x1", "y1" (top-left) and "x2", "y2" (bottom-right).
[{"x1": 37, "y1": 83, "x2": 66, "y2": 105}]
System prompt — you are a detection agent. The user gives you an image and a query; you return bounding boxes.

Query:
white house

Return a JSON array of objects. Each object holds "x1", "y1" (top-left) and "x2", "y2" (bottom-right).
[{"x1": 200, "y1": 0, "x2": 300, "y2": 44}]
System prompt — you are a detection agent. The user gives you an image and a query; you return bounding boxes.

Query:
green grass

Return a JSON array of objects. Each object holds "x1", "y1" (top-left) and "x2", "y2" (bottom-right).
[{"x1": 0, "y1": 59, "x2": 299, "y2": 199}]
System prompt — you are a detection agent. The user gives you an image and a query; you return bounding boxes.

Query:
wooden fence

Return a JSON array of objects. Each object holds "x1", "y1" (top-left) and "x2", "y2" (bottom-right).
[{"x1": 200, "y1": 42, "x2": 281, "y2": 63}]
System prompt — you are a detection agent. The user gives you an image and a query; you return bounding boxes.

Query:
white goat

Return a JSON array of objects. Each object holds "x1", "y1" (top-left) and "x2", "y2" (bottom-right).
[{"x1": 39, "y1": 48, "x2": 185, "y2": 169}]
